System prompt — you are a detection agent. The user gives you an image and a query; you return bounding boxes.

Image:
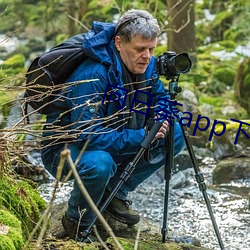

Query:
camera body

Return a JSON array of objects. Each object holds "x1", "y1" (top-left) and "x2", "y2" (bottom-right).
[{"x1": 156, "y1": 51, "x2": 192, "y2": 79}]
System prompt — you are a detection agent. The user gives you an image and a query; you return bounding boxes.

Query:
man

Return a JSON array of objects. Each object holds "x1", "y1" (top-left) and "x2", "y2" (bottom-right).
[{"x1": 41, "y1": 9, "x2": 185, "y2": 241}]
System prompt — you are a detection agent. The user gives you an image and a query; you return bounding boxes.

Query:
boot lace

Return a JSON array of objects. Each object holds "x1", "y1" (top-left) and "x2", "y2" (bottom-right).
[{"x1": 123, "y1": 200, "x2": 132, "y2": 209}]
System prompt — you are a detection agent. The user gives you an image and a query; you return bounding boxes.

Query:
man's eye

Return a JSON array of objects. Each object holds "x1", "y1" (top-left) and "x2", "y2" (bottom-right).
[{"x1": 136, "y1": 48, "x2": 144, "y2": 52}]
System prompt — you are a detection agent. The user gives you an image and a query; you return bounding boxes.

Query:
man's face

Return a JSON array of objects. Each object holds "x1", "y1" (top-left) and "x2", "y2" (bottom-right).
[{"x1": 115, "y1": 35, "x2": 157, "y2": 74}]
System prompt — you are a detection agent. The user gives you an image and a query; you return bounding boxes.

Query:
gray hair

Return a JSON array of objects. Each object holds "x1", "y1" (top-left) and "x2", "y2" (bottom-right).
[{"x1": 115, "y1": 9, "x2": 160, "y2": 43}]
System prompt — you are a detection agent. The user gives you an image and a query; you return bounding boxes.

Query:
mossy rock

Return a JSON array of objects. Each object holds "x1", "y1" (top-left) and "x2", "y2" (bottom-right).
[
  {"x1": 0, "y1": 209, "x2": 24, "y2": 250},
  {"x1": 0, "y1": 175, "x2": 47, "y2": 239},
  {"x1": 235, "y1": 57, "x2": 250, "y2": 115},
  {"x1": 213, "y1": 157, "x2": 250, "y2": 184},
  {"x1": 28, "y1": 235, "x2": 211, "y2": 250},
  {"x1": 106, "y1": 237, "x2": 210, "y2": 250},
  {"x1": 198, "y1": 91, "x2": 248, "y2": 120}
]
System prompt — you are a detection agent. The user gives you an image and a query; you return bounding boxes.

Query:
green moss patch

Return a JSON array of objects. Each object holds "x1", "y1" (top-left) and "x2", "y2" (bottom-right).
[
  {"x1": 0, "y1": 209, "x2": 24, "y2": 250},
  {"x1": 0, "y1": 175, "x2": 47, "y2": 239}
]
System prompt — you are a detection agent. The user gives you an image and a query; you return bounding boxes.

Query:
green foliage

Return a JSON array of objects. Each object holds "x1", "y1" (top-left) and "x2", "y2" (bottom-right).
[
  {"x1": 55, "y1": 33, "x2": 69, "y2": 45},
  {"x1": 213, "y1": 67, "x2": 235, "y2": 86},
  {"x1": 193, "y1": 41, "x2": 241, "y2": 95},
  {"x1": 1, "y1": 54, "x2": 25, "y2": 69},
  {"x1": 209, "y1": 10, "x2": 234, "y2": 42},
  {"x1": 196, "y1": 0, "x2": 250, "y2": 47},
  {"x1": 0, "y1": 91, "x2": 15, "y2": 108},
  {"x1": 199, "y1": 95, "x2": 224, "y2": 107},
  {"x1": 154, "y1": 44, "x2": 167, "y2": 57},
  {"x1": 234, "y1": 57, "x2": 250, "y2": 115},
  {"x1": 198, "y1": 88, "x2": 248, "y2": 120},
  {"x1": 0, "y1": 54, "x2": 26, "y2": 85}
]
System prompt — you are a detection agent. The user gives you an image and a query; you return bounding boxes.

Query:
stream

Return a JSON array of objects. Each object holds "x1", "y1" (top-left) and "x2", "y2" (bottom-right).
[{"x1": 38, "y1": 155, "x2": 250, "y2": 250}]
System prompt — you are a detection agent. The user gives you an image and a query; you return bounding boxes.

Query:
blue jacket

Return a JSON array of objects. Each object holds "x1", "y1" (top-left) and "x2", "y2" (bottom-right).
[{"x1": 44, "y1": 21, "x2": 170, "y2": 156}]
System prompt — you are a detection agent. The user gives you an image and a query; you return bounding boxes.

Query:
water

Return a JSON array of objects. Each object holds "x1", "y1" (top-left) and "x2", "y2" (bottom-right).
[
  {"x1": 38, "y1": 157, "x2": 250, "y2": 250},
  {"x1": 129, "y1": 158, "x2": 250, "y2": 250}
]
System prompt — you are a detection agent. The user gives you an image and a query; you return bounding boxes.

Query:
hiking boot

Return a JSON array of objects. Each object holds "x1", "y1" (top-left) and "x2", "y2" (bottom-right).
[
  {"x1": 105, "y1": 196, "x2": 140, "y2": 225},
  {"x1": 61, "y1": 213, "x2": 97, "y2": 243}
]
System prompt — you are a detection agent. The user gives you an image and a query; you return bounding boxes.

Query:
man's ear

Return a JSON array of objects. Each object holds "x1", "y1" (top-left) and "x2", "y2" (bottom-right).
[{"x1": 115, "y1": 36, "x2": 122, "y2": 51}]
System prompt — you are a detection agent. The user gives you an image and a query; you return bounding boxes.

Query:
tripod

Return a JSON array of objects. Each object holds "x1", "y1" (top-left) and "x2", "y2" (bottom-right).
[
  {"x1": 161, "y1": 77, "x2": 225, "y2": 249},
  {"x1": 82, "y1": 77, "x2": 225, "y2": 250}
]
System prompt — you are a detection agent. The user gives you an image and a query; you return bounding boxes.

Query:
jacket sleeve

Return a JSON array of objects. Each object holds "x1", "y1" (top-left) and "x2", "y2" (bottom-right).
[{"x1": 65, "y1": 61, "x2": 146, "y2": 156}]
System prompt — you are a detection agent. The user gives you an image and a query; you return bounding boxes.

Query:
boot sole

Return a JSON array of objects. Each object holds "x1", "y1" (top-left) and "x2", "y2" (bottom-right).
[{"x1": 105, "y1": 210, "x2": 140, "y2": 225}]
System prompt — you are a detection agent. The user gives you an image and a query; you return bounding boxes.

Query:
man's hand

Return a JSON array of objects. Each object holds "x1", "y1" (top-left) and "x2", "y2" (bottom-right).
[{"x1": 154, "y1": 116, "x2": 170, "y2": 139}]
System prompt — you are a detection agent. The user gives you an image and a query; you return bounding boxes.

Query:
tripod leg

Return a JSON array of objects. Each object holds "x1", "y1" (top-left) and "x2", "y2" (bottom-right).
[
  {"x1": 178, "y1": 119, "x2": 225, "y2": 250},
  {"x1": 162, "y1": 120, "x2": 175, "y2": 243}
]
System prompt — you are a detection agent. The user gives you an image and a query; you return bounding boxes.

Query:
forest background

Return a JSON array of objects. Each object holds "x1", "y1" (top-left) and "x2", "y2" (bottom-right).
[{"x1": 0, "y1": 0, "x2": 250, "y2": 127}]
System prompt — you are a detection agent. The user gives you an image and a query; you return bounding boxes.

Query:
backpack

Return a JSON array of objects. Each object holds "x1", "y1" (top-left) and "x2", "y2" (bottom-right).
[{"x1": 24, "y1": 34, "x2": 87, "y2": 115}]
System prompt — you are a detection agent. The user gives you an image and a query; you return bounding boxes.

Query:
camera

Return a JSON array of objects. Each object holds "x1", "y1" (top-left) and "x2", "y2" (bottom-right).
[{"x1": 156, "y1": 51, "x2": 192, "y2": 79}]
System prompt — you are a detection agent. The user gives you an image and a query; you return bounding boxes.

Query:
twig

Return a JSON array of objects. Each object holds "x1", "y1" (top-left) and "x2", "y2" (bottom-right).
[
  {"x1": 61, "y1": 148, "x2": 124, "y2": 250},
  {"x1": 68, "y1": 14, "x2": 89, "y2": 31},
  {"x1": 134, "y1": 219, "x2": 142, "y2": 250},
  {"x1": 22, "y1": 154, "x2": 65, "y2": 249},
  {"x1": 93, "y1": 225, "x2": 109, "y2": 250}
]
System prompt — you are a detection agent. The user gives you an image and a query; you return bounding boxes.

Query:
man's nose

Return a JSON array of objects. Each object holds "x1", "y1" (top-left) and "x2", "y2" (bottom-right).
[{"x1": 142, "y1": 49, "x2": 151, "y2": 59}]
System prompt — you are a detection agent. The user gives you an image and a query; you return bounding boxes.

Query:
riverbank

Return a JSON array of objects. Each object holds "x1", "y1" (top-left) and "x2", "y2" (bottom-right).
[{"x1": 38, "y1": 155, "x2": 250, "y2": 250}]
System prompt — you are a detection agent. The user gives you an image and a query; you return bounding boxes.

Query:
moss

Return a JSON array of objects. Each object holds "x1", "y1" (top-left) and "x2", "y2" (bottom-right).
[
  {"x1": 1, "y1": 54, "x2": 25, "y2": 69},
  {"x1": 213, "y1": 67, "x2": 235, "y2": 86},
  {"x1": 0, "y1": 175, "x2": 47, "y2": 239},
  {"x1": 0, "y1": 209, "x2": 21, "y2": 229},
  {"x1": 199, "y1": 95, "x2": 224, "y2": 108},
  {"x1": 234, "y1": 58, "x2": 250, "y2": 115},
  {"x1": 0, "y1": 54, "x2": 26, "y2": 86},
  {"x1": 0, "y1": 235, "x2": 16, "y2": 250},
  {"x1": 29, "y1": 239, "x2": 98, "y2": 250},
  {"x1": 7, "y1": 228, "x2": 24, "y2": 249},
  {"x1": 217, "y1": 40, "x2": 237, "y2": 51},
  {"x1": 0, "y1": 209, "x2": 24, "y2": 249}
]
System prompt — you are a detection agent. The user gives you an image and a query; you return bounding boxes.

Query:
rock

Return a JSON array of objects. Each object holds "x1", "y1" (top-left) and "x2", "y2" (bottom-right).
[
  {"x1": 211, "y1": 124, "x2": 250, "y2": 160},
  {"x1": 43, "y1": 201, "x2": 212, "y2": 250},
  {"x1": 170, "y1": 168, "x2": 193, "y2": 189},
  {"x1": 213, "y1": 157, "x2": 250, "y2": 184}
]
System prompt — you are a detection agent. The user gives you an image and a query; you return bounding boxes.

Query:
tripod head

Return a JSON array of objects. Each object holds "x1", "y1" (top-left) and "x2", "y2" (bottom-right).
[{"x1": 168, "y1": 76, "x2": 183, "y2": 100}]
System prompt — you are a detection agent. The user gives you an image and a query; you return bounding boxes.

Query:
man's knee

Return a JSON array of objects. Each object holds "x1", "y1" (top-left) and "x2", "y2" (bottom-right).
[{"x1": 77, "y1": 150, "x2": 117, "y2": 181}]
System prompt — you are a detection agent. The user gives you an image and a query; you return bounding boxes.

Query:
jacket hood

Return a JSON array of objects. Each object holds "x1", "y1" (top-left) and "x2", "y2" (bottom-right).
[{"x1": 82, "y1": 21, "x2": 116, "y2": 65}]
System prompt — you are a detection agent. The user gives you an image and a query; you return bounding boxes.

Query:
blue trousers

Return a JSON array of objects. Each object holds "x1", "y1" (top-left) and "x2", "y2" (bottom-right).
[{"x1": 41, "y1": 123, "x2": 185, "y2": 226}]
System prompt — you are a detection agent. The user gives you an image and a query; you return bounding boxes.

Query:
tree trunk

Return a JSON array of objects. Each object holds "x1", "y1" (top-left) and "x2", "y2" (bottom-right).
[
  {"x1": 78, "y1": 0, "x2": 88, "y2": 20},
  {"x1": 67, "y1": 0, "x2": 77, "y2": 36},
  {"x1": 167, "y1": 0, "x2": 196, "y2": 62}
]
